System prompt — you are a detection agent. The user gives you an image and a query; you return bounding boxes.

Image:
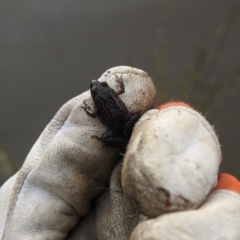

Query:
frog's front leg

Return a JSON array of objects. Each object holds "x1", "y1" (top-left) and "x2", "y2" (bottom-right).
[
  {"x1": 115, "y1": 74, "x2": 125, "y2": 95},
  {"x1": 123, "y1": 112, "x2": 141, "y2": 137},
  {"x1": 82, "y1": 100, "x2": 98, "y2": 118},
  {"x1": 92, "y1": 130, "x2": 126, "y2": 147}
]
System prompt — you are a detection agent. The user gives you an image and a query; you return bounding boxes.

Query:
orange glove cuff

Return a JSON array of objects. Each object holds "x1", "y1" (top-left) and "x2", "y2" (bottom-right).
[
  {"x1": 214, "y1": 173, "x2": 240, "y2": 194},
  {"x1": 157, "y1": 101, "x2": 193, "y2": 110}
]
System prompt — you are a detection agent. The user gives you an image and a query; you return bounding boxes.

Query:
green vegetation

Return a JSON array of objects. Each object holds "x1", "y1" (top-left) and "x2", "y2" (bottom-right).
[
  {"x1": 151, "y1": 1, "x2": 239, "y2": 116},
  {"x1": 0, "y1": 148, "x2": 15, "y2": 185}
]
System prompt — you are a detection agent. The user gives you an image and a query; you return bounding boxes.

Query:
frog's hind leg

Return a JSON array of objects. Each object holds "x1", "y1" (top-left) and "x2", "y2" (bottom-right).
[
  {"x1": 115, "y1": 74, "x2": 125, "y2": 95},
  {"x1": 123, "y1": 112, "x2": 141, "y2": 137},
  {"x1": 92, "y1": 130, "x2": 126, "y2": 147}
]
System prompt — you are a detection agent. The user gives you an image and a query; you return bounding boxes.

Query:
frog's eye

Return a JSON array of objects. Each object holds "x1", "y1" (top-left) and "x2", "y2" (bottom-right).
[
  {"x1": 90, "y1": 80, "x2": 97, "y2": 90},
  {"x1": 101, "y1": 81, "x2": 108, "y2": 87},
  {"x1": 91, "y1": 85, "x2": 97, "y2": 93}
]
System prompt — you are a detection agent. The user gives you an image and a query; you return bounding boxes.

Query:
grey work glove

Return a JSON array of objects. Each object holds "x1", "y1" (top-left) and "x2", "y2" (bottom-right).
[
  {"x1": 0, "y1": 66, "x2": 156, "y2": 240},
  {"x1": 122, "y1": 102, "x2": 240, "y2": 240}
]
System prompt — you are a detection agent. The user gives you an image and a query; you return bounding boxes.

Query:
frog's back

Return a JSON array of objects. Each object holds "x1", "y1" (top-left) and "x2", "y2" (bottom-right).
[{"x1": 96, "y1": 88, "x2": 129, "y2": 130}]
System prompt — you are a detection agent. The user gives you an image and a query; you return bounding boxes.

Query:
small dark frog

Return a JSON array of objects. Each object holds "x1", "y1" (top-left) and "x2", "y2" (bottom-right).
[{"x1": 82, "y1": 75, "x2": 141, "y2": 147}]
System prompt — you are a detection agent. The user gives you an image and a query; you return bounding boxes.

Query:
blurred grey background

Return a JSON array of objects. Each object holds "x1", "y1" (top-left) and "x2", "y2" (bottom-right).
[{"x1": 0, "y1": 0, "x2": 240, "y2": 184}]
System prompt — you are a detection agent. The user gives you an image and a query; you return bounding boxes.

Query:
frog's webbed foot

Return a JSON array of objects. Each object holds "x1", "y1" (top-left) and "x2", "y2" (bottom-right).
[
  {"x1": 123, "y1": 112, "x2": 141, "y2": 137},
  {"x1": 115, "y1": 74, "x2": 125, "y2": 95},
  {"x1": 92, "y1": 130, "x2": 126, "y2": 147},
  {"x1": 82, "y1": 100, "x2": 98, "y2": 118}
]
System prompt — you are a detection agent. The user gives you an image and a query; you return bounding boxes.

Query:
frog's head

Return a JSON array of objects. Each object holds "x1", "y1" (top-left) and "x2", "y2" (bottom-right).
[{"x1": 90, "y1": 80, "x2": 109, "y2": 97}]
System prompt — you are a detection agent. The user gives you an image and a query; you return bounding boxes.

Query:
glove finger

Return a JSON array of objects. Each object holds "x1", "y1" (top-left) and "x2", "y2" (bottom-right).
[
  {"x1": 130, "y1": 187, "x2": 240, "y2": 240},
  {"x1": 66, "y1": 159, "x2": 141, "y2": 240},
  {"x1": 0, "y1": 66, "x2": 156, "y2": 240},
  {"x1": 122, "y1": 102, "x2": 221, "y2": 217}
]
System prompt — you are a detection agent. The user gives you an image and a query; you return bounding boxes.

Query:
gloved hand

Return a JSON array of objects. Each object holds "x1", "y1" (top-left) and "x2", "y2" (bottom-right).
[
  {"x1": 1, "y1": 66, "x2": 240, "y2": 240},
  {"x1": 131, "y1": 174, "x2": 240, "y2": 240},
  {"x1": 122, "y1": 102, "x2": 240, "y2": 240},
  {"x1": 0, "y1": 66, "x2": 156, "y2": 240}
]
